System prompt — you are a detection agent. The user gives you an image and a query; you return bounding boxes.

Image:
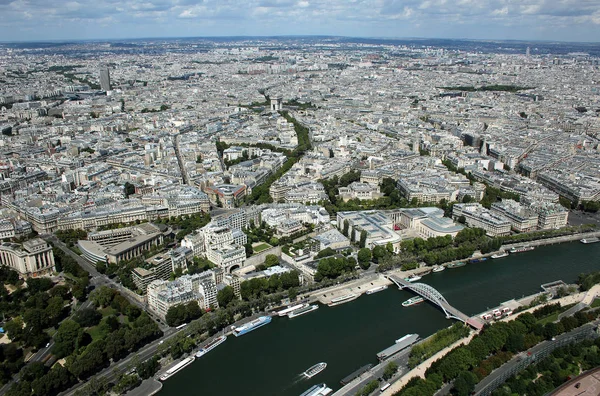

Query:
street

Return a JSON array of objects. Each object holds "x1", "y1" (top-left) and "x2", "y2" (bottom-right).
[
  {"x1": 44, "y1": 235, "x2": 169, "y2": 330},
  {"x1": 333, "y1": 348, "x2": 412, "y2": 396}
]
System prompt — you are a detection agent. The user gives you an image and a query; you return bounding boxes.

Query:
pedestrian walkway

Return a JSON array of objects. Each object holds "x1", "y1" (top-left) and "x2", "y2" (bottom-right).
[
  {"x1": 499, "y1": 284, "x2": 600, "y2": 323},
  {"x1": 381, "y1": 331, "x2": 476, "y2": 395}
]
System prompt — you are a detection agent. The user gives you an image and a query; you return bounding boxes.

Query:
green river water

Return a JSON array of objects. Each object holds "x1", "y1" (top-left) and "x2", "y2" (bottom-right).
[{"x1": 160, "y1": 241, "x2": 600, "y2": 396}]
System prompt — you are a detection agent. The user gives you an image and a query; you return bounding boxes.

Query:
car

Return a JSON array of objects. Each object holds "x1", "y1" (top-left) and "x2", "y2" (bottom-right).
[
  {"x1": 45, "y1": 342, "x2": 50, "y2": 348},
  {"x1": 158, "y1": 340, "x2": 164, "y2": 345}
]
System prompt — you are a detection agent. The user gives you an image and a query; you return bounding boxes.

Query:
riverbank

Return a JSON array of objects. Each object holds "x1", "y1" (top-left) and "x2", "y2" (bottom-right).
[
  {"x1": 382, "y1": 332, "x2": 477, "y2": 395},
  {"x1": 381, "y1": 284, "x2": 600, "y2": 396},
  {"x1": 303, "y1": 274, "x2": 393, "y2": 305},
  {"x1": 159, "y1": 241, "x2": 600, "y2": 396},
  {"x1": 126, "y1": 378, "x2": 162, "y2": 396},
  {"x1": 501, "y1": 230, "x2": 600, "y2": 250}
]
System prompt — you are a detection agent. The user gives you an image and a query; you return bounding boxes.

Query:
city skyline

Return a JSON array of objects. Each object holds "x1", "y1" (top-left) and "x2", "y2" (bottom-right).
[{"x1": 1, "y1": 0, "x2": 600, "y2": 42}]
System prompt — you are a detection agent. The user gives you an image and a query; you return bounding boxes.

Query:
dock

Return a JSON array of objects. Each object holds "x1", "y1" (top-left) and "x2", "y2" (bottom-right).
[
  {"x1": 377, "y1": 334, "x2": 419, "y2": 361},
  {"x1": 340, "y1": 364, "x2": 373, "y2": 385}
]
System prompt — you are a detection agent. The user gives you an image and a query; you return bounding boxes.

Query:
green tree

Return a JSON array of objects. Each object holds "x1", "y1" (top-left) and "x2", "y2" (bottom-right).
[
  {"x1": 95, "y1": 261, "x2": 107, "y2": 274},
  {"x1": 136, "y1": 356, "x2": 160, "y2": 380},
  {"x1": 383, "y1": 361, "x2": 398, "y2": 380},
  {"x1": 73, "y1": 308, "x2": 102, "y2": 327},
  {"x1": 53, "y1": 320, "x2": 82, "y2": 358},
  {"x1": 244, "y1": 242, "x2": 254, "y2": 257},
  {"x1": 45, "y1": 296, "x2": 66, "y2": 323},
  {"x1": 372, "y1": 245, "x2": 389, "y2": 263},
  {"x1": 264, "y1": 254, "x2": 279, "y2": 268},
  {"x1": 357, "y1": 248, "x2": 372, "y2": 270},
  {"x1": 217, "y1": 286, "x2": 235, "y2": 308},
  {"x1": 185, "y1": 301, "x2": 202, "y2": 321},
  {"x1": 123, "y1": 182, "x2": 135, "y2": 198},
  {"x1": 4, "y1": 317, "x2": 25, "y2": 343},
  {"x1": 342, "y1": 220, "x2": 349, "y2": 237},
  {"x1": 288, "y1": 287, "x2": 298, "y2": 301},
  {"x1": 453, "y1": 371, "x2": 478, "y2": 396},
  {"x1": 90, "y1": 286, "x2": 116, "y2": 308},
  {"x1": 359, "y1": 230, "x2": 368, "y2": 248}
]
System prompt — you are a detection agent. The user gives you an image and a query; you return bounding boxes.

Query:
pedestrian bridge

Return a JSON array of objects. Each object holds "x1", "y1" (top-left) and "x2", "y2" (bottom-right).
[{"x1": 386, "y1": 274, "x2": 484, "y2": 330}]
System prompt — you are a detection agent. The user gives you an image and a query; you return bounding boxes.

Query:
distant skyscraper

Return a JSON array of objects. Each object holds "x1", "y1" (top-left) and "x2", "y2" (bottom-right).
[
  {"x1": 99, "y1": 67, "x2": 111, "y2": 91},
  {"x1": 526, "y1": 47, "x2": 531, "y2": 58}
]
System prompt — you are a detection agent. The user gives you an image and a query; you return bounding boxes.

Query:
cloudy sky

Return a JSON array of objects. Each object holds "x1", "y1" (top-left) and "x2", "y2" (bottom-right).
[{"x1": 1, "y1": 0, "x2": 599, "y2": 42}]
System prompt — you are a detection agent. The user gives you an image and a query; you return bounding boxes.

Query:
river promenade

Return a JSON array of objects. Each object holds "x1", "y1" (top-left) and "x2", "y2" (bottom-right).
[
  {"x1": 381, "y1": 284, "x2": 600, "y2": 395},
  {"x1": 301, "y1": 230, "x2": 600, "y2": 307}
]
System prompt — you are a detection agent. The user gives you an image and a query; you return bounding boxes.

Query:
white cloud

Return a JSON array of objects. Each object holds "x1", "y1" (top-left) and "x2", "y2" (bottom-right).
[
  {"x1": 0, "y1": 0, "x2": 598, "y2": 41},
  {"x1": 492, "y1": 7, "x2": 508, "y2": 16}
]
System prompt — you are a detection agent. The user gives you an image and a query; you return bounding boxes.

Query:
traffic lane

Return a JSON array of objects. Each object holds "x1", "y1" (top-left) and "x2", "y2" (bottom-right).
[{"x1": 338, "y1": 350, "x2": 411, "y2": 395}]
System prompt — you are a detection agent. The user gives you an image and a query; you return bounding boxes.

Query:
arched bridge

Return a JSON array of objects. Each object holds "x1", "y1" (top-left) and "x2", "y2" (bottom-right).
[{"x1": 386, "y1": 274, "x2": 484, "y2": 330}]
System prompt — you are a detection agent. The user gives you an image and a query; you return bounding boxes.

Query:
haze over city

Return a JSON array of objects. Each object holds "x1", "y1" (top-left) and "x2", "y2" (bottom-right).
[{"x1": 1, "y1": 0, "x2": 600, "y2": 42}]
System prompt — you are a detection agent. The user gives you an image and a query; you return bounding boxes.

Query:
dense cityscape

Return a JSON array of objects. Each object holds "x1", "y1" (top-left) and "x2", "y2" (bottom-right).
[{"x1": 0, "y1": 36, "x2": 600, "y2": 396}]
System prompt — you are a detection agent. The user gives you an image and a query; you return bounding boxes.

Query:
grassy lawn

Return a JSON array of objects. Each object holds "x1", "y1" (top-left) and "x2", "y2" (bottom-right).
[
  {"x1": 591, "y1": 298, "x2": 600, "y2": 308},
  {"x1": 120, "y1": 315, "x2": 131, "y2": 327},
  {"x1": 100, "y1": 307, "x2": 117, "y2": 317},
  {"x1": 87, "y1": 325, "x2": 105, "y2": 341},
  {"x1": 253, "y1": 243, "x2": 271, "y2": 253},
  {"x1": 537, "y1": 312, "x2": 559, "y2": 325}
]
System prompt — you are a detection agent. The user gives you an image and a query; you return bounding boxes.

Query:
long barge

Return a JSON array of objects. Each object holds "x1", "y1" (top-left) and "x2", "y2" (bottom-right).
[
  {"x1": 233, "y1": 316, "x2": 272, "y2": 337},
  {"x1": 300, "y1": 383, "x2": 333, "y2": 396},
  {"x1": 288, "y1": 304, "x2": 319, "y2": 318},
  {"x1": 275, "y1": 303, "x2": 308, "y2": 317},
  {"x1": 376, "y1": 333, "x2": 419, "y2": 361},
  {"x1": 195, "y1": 335, "x2": 226, "y2": 358},
  {"x1": 327, "y1": 293, "x2": 359, "y2": 307},
  {"x1": 366, "y1": 285, "x2": 388, "y2": 294},
  {"x1": 159, "y1": 356, "x2": 195, "y2": 381}
]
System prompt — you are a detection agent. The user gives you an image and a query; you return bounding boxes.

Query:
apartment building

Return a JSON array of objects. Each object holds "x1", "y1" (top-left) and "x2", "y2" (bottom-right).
[
  {"x1": 452, "y1": 203, "x2": 511, "y2": 237},
  {"x1": 490, "y1": 200, "x2": 539, "y2": 233}
]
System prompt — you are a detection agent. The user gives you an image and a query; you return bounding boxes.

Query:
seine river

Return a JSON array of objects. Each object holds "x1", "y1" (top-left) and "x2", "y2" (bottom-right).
[{"x1": 160, "y1": 241, "x2": 600, "y2": 396}]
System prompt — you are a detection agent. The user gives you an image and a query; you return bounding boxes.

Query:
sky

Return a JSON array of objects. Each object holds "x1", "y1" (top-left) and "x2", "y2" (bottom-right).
[{"x1": 1, "y1": 0, "x2": 600, "y2": 42}]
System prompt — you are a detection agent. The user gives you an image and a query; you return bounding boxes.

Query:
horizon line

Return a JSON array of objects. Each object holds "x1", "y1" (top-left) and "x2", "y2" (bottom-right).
[{"x1": 1, "y1": 34, "x2": 599, "y2": 45}]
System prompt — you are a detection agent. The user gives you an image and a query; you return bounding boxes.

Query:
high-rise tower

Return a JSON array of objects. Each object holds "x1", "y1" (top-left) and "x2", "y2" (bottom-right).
[{"x1": 99, "y1": 67, "x2": 111, "y2": 91}]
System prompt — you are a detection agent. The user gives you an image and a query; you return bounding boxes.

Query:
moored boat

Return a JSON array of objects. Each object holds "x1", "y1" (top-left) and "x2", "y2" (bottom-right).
[
  {"x1": 432, "y1": 265, "x2": 445, "y2": 273},
  {"x1": 195, "y1": 335, "x2": 226, "y2": 358},
  {"x1": 395, "y1": 333, "x2": 418, "y2": 344},
  {"x1": 580, "y1": 237, "x2": 600, "y2": 244},
  {"x1": 276, "y1": 303, "x2": 308, "y2": 317},
  {"x1": 288, "y1": 304, "x2": 319, "y2": 318},
  {"x1": 402, "y1": 296, "x2": 425, "y2": 307},
  {"x1": 469, "y1": 257, "x2": 488, "y2": 264},
  {"x1": 404, "y1": 274, "x2": 422, "y2": 282},
  {"x1": 159, "y1": 356, "x2": 195, "y2": 381},
  {"x1": 303, "y1": 362, "x2": 327, "y2": 378},
  {"x1": 366, "y1": 285, "x2": 388, "y2": 294},
  {"x1": 327, "y1": 293, "x2": 359, "y2": 307},
  {"x1": 509, "y1": 246, "x2": 535, "y2": 253},
  {"x1": 447, "y1": 261, "x2": 466, "y2": 269},
  {"x1": 300, "y1": 383, "x2": 333, "y2": 396},
  {"x1": 491, "y1": 252, "x2": 509, "y2": 259},
  {"x1": 233, "y1": 316, "x2": 272, "y2": 337}
]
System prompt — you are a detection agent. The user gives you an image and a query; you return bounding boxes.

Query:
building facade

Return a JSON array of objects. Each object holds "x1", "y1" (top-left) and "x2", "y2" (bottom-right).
[
  {"x1": 452, "y1": 203, "x2": 511, "y2": 237},
  {"x1": 0, "y1": 238, "x2": 55, "y2": 277},
  {"x1": 147, "y1": 272, "x2": 219, "y2": 319}
]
